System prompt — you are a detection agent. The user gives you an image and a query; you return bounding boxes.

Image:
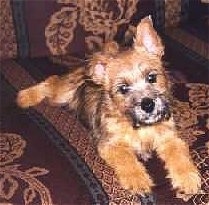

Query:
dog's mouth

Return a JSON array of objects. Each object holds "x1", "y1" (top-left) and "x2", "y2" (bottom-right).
[{"x1": 129, "y1": 97, "x2": 171, "y2": 128}]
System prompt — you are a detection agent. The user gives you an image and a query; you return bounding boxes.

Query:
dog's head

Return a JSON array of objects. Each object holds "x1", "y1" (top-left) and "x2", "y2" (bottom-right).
[{"x1": 87, "y1": 16, "x2": 171, "y2": 128}]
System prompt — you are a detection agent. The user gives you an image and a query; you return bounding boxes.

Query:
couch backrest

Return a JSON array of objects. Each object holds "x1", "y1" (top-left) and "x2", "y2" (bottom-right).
[{"x1": 1, "y1": 0, "x2": 207, "y2": 60}]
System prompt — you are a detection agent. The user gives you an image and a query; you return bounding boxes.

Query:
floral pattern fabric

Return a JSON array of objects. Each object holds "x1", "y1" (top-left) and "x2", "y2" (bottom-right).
[
  {"x1": 0, "y1": 0, "x2": 17, "y2": 59},
  {"x1": 0, "y1": 133, "x2": 53, "y2": 205},
  {"x1": 45, "y1": 0, "x2": 139, "y2": 55}
]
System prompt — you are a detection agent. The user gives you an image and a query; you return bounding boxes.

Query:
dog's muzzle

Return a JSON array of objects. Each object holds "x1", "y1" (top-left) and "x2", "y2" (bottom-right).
[{"x1": 131, "y1": 96, "x2": 171, "y2": 128}]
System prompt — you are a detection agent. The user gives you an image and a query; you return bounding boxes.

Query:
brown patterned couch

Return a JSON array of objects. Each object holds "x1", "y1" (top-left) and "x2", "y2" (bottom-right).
[{"x1": 0, "y1": 1, "x2": 208, "y2": 205}]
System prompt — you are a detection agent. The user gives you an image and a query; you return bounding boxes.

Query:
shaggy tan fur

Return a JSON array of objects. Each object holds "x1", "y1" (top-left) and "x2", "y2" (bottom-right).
[{"x1": 17, "y1": 16, "x2": 201, "y2": 198}]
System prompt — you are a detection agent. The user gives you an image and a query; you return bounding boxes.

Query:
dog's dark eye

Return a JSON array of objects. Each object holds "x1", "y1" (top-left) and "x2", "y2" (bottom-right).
[
  {"x1": 118, "y1": 84, "x2": 130, "y2": 94},
  {"x1": 146, "y1": 73, "x2": 157, "y2": 83}
]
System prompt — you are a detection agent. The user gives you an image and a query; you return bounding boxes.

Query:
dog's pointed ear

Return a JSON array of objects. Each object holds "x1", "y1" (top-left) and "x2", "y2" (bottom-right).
[{"x1": 134, "y1": 16, "x2": 164, "y2": 57}]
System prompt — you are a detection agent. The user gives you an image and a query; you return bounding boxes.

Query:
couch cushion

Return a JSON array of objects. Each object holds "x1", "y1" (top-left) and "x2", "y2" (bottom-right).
[{"x1": 1, "y1": 56, "x2": 209, "y2": 205}]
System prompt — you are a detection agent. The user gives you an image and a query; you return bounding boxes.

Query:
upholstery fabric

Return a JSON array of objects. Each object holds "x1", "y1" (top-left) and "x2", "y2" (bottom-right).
[
  {"x1": 0, "y1": 1, "x2": 208, "y2": 204},
  {"x1": 5, "y1": 0, "x2": 144, "y2": 58},
  {"x1": 0, "y1": 0, "x2": 17, "y2": 59},
  {"x1": 1, "y1": 0, "x2": 207, "y2": 59},
  {"x1": 0, "y1": 0, "x2": 175, "y2": 59},
  {"x1": 0, "y1": 53, "x2": 208, "y2": 204}
]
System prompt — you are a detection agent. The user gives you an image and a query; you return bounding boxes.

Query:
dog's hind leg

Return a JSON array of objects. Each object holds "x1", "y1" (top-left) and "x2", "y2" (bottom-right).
[{"x1": 17, "y1": 68, "x2": 84, "y2": 109}]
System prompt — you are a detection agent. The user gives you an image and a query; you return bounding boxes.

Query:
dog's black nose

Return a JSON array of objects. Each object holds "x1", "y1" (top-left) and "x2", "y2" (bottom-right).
[{"x1": 141, "y1": 98, "x2": 155, "y2": 113}]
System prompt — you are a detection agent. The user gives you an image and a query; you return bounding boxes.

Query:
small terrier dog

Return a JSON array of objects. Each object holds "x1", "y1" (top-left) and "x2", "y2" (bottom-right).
[{"x1": 17, "y1": 16, "x2": 201, "y2": 198}]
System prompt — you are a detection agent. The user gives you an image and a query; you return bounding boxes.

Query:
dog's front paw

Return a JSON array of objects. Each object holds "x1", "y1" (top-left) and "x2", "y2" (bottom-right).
[
  {"x1": 117, "y1": 167, "x2": 154, "y2": 194},
  {"x1": 172, "y1": 170, "x2": 201, "y2": 197}
]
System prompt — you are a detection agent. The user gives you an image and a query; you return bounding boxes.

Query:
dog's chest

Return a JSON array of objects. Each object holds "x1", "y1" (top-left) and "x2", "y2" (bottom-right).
[
  {"x1": 131, "y1": 135, "x2": 154, "y2": 160},
  {"x1": 123, "y1": 126, "x2": 159, "y2": 161}
]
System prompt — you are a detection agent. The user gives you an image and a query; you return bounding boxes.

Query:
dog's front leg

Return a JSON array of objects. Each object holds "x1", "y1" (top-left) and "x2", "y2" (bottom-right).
[
  {"x1": 98, "y1": 142, "x2": 154, "y2": 194},
  {"x1": 155, "y1": 136, "x2": 201, "y2": 196}
]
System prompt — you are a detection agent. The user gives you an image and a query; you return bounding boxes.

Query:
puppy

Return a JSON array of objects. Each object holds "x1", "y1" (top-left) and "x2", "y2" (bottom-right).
[{"x1": 17, "y1": 16, "x2": 201, "y2": 198}]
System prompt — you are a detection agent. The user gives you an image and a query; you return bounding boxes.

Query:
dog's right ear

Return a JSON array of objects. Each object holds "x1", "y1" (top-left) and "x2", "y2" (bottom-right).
[{"x1": 134, "y1": 16, "x2": 164, "y2": 57}]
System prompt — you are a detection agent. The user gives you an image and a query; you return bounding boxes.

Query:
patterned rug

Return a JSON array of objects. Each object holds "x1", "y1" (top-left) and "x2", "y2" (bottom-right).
[{"x1": 0, "y1": 57, "x2": 209, "y2": 205}]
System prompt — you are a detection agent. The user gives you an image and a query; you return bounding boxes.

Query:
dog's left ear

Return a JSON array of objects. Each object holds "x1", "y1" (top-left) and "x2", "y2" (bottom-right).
[
  {"x1": 86, "y1": 42, "x2": 118, "y2": 85},
  {"x1": 134, "y1": 16, "x2": 164, "y2": 57},
  {"x1": 87, "y1": 62, "x2": 106, "y2": 85}
]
